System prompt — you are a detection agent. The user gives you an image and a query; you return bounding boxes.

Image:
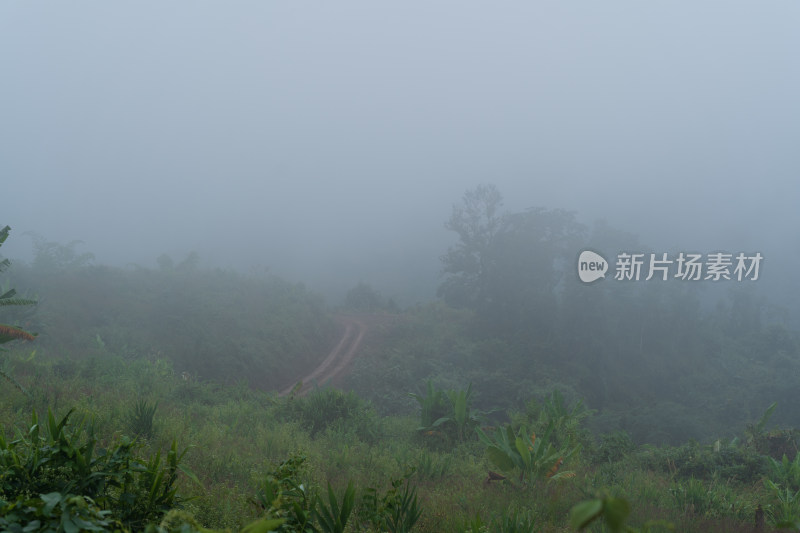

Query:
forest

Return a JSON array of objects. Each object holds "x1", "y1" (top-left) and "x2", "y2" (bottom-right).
[{"x1": 2, "y1": 184, "x2": 799, "y2": 532}]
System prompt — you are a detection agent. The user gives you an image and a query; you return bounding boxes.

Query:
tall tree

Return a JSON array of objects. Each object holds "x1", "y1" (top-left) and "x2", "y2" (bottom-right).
[
  {"x1": 480, "y1": 207, "x2": 584, "y2": 340},
  {"x1": 438, "y1": 184, "x2": 505, "y2": 308},
  {"x1": 439, "y1": 186, "x2": 585, "y2": 341}
]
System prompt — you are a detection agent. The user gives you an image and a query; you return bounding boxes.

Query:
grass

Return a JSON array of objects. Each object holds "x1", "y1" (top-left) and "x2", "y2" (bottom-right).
[{"x1": 0, "y1": 348, "x2": 782, "y2": 532}]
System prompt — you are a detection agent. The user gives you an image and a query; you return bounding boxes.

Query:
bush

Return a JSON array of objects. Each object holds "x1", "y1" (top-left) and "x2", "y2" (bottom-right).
[
  {"x1": 591, "y1": 430, "x2": 637, "y2": 464},
  {"x1": 0, "y1": 492, "x2": 122, "y2": 532},
  {"x1": 0, "y1": 408, "x2": 198, "y2": 530},
  {"x1": 279, "y1": 387, "x2": 380, "y2": 441},
  {"x1": 126, "y1": 398, "x2": 159, "y2": 439},
  {"x1": 637, "y1": 440, "x2": 767, "y2": 484}
]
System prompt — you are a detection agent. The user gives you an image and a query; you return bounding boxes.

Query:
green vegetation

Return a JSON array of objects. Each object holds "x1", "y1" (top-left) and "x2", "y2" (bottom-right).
[
  {"x1": 0, "y1": 408, "x2": 197, "y2": 531},
  {"x1": 6, "y1": 236, "x2": 336, "y2": 391},
  {"x1": 476, "y1": 418, "x2": 579, "y2": 484},
  {"x1": 127, "y1": 398, "x2": 159, "y2": 440},
  {"x1": 4, "y1": 183, "x2": 800, "y2": 532},
  {"x1": 410, "y1": 381, "x2": 484, "y2": 445},
  {"x1": 5, "y1": 345, "x2": 796, "y2": 531},
  {"x1": 0, "y1": 225, "x2": 37, "y2": 394}
]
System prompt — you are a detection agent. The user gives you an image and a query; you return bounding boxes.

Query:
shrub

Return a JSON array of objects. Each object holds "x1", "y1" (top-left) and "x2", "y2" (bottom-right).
[
  {"x1": 636, "y1": 440, "x2": 767, "y2": 484},
  {"x1": 0, "y1": 408, "x2": 198, "y2": 530},
  {"x1": 411, "y1": 380, "x2": 485, "y2": 446},
  {"x1": 768, "y1": 452, "x2": 800, "y2": 492},
  {"x1": 592, "y1": 430, "x2": 637, "y2": 464},
  {"x1": 252, "y1": 453, "x2": 316, "y2": 531},
  {"x1": 0, "y1": 492, "x2": 122, "y2": 532},
  {"x1": 358, "y1": 469, "x2": 422, "y2": 533},
  {"x1": 476, "y1": 420, "x2": 579, "y2": 485},
  {"x1": 279, "y1": 387, "x2": 379, "y2": 441},
  {"x1": 126, "y1": 398, "x2": 159, "y2": 439}
]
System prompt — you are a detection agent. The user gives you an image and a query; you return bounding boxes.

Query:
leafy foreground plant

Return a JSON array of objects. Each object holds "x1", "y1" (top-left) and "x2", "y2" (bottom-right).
[
  {"x1": 764, "y1": 479, "x2": 800, "y2": 529},
  {"x1": 411, "y1": 381, "x2": 484, "y2": 444},
  {"x1": 0, "y1": 408, "x2": 200, "y2": 530},
  {"x1": 0, "y1": 491, "x2": 123, "y2": 532},
  {"x1": 476, "y1": 420, "x2": 579, "y2": 484},
  {"x1": 253, "y1": 455, "x2": 421, "y2": 533},
  {"x1": 409, "y1": 379, "x2": 449, "y2": 433},
  {"x1": 359, "y1": 469, "x2": 422, "y2": 533},
  {"x1": 769, "y1": 452, "x2": 800, "y2": 493},
  {"x1": 570, "y1": 494, "x2": 674, "y2": 533},
  {"x1": 0, "y1": 224, "x2": 37, "y2": 395},
  {"x1": 252, "y1": 453, "x2": 317, "y2": 531},
  {"x1": 314, "y1": 481, "x2": 355, "y2": 533}
]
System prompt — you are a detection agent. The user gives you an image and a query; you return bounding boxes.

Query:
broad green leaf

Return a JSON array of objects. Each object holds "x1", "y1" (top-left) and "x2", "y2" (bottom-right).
[
  {"x1": 570, "y1": 498, "x2": 603, "y2": 530},
  {"x1": 505, "y1": 425, "x2": 515, "y2": 445},
  {"x1": 486, "y1": 445, "x2": 515, "y2": 472},
  {"x1": 432, "y1": 416, "x2": 452, "y2": 427},
  {"x1": 41, "y1": 492, "x2": 62, "y2": 515},
  {"x1": 475, "y1": 426, "x2": 491, "y2": 445},
  {"x1": 178, "y1": 463, "x2": 203, "y2": 487},
  {"x1": 62, "y1": 517, "x2": 80, "y2": 533},
  {"x1": 454, "y1": 391, "x2": 467, "y2": 426},
  {"x1": 603, "y1": 497, "x2": 631, "y2": 532},
  {"x1": 515, "y1": 436, "x2": 531, "y2": 469}
]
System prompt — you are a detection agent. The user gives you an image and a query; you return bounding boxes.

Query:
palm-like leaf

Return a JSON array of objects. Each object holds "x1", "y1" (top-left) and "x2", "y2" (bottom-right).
[
  {"x1": 0, "y1": 225, "x2": 38, "y2": 350},
  {"x1": 476, "y1": 421, "x2": 579, "y2": 483},
  {"x1": 314, "y1": 481, "x2": 355, "y2": 533}
]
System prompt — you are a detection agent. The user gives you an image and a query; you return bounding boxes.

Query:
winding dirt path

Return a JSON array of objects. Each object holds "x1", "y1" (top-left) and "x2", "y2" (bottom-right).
[{"x1": 278, "y1": 315, "x2": 367, "y2": 397}]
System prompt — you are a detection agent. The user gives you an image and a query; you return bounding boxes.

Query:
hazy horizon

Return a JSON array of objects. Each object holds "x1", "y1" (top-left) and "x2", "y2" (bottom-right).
[{"x1": 2, "y1": 2, "x2": 798, "y2": 307}]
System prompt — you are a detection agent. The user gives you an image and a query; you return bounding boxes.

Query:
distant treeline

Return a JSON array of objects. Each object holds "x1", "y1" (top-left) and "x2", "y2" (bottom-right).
[
  {"x1": 349, "y1": 185, "x2": 800, "y2": 444},
  {"x1": 4, "y1": 239, "x2": 336, "y2": 390}
]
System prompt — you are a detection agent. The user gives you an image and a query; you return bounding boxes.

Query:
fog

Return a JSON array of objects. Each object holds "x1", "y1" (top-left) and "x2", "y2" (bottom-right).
[{"x1": 2, "y1": 2, "x2": 798, "y2": 307}]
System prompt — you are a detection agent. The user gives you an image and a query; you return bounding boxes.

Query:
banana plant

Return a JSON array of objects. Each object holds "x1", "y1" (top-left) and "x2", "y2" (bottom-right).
[
  {"x1": 0, "y1": 225, "x2": 37, "y2": 395},
  {"x1": 745, "y1": 401, "x2": 777, "y2": 448},
  {"x1": 476, "y1": 420, "x2": 579, "y2": 484},
  {"x1": 540, "y1": 389, "x2": 593, "y2": 448},
  {"x1": 765, "y1": 479, "x2": 800, "y2": 527},
  {"x1": 769, "y1": 453, "x2": 800, "y2": 492},
  {"x1": 432, "y1": 383, "x2": 483, "y2": 442},
  {"x1": 0, "y1": 226, "x2": 37, "y2": 345},
  {"x1": 409, "y1": 379, "x2": 449, "y2": 431},
  {"x1": 411, "y1": 381, "x2": 485, "y2": 442}
]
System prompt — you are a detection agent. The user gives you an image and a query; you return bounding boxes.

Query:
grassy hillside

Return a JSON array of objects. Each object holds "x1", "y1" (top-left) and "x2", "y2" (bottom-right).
[
  {"x1": 345, "y1": 301, "x2": 800, "y2": 447},
  {"x1": 1, "y1": 345, "x2": 791, "y2": 532},
  {"x1": 5, "y1": 254, "x2": 336, "y2": 390},
  {"x1": 2, "y1": 240, "x2": 800, "y2": 531}
]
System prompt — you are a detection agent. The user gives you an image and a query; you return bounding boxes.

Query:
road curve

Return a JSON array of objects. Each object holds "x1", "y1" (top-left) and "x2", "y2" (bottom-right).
[{"x1": 278, "y1": 315, "x2": 366, "y2": 397}]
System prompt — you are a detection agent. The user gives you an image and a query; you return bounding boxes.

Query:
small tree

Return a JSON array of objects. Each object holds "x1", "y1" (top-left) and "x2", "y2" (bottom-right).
[{"x1": 0, "y1": 225, "x2": 37, "y2": 392}]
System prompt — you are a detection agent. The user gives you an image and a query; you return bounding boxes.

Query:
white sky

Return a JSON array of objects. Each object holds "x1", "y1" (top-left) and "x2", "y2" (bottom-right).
[{"x1": 2, "y1": 2, "x2": 798, "y2": 302}]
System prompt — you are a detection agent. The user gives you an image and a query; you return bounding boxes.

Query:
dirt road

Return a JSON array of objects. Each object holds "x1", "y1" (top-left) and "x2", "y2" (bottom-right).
[{"x1": 278, "y1": 315, "x2": 367, "y2": 397}]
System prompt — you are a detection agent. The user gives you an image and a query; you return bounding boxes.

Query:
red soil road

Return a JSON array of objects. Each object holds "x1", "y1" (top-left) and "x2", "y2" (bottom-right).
[{"x1": 278, "y1": 315, "x2": 367, "y2": 397}]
